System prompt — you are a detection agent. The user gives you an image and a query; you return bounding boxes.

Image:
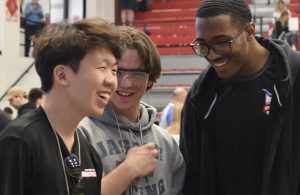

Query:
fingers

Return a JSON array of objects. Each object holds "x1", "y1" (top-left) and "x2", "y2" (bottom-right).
[{"x1": 142, "y1": 142, "x2": 159, "y2": 158}]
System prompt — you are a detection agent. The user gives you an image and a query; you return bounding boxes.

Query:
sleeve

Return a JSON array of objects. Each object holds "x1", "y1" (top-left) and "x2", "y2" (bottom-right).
[
  {"x1": 38, "y1": 4, "x2": 44, "y2": 19},
  {"x1": 24, "y1": 4, "x2": 31, "y2": 17},
  {"x1": 78, "y1": 118, "x2": 97, "y2": 150},
  {"x1": 166, "y1": 106, "x2": 174, "y2": 127},
  {"x1": 0, "y1": 112, "x2": 11, "y2": 132},
  {"x1": 179, "y1": 97, "x2": 202, "y2": 195},
  {"x1": 0, "y1": 137, "x2": 33, "y2": 195}
]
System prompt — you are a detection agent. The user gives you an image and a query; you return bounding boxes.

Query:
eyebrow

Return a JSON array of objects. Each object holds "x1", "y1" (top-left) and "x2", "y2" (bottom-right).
[
  {"x1": 118, "y1": 68, "x2": 146, "y2": 72},
  {"x1": 98, "y1": 58, "x2": 118, "y2": 66}
]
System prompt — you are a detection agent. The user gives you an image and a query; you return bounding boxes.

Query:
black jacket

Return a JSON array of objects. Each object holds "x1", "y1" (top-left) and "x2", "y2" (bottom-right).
[
  {"x1": 18, "y1": 101, "x2": 36, "y2": 117},
  {"x1": 0, "y1": 107, "x2": 102, "y2": 195},
  {"x1": 180, "y1": 37, "x2": 300, "y2": 195},
  {"x1": 0, "y1": 110, "x2": 11, "y2": 132}
]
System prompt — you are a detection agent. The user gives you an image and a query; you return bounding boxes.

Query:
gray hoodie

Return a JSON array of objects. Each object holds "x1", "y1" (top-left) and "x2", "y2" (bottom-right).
[{"x1": 78, "y1": 102, "x2": 185, "y2": 195}]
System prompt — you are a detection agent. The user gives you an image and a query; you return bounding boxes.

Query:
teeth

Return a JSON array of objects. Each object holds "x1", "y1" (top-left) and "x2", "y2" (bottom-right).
[
  {"x1": 214, "y1": 60, "x2": 227, "y2": 67},
  {"x1": 118, "y1": 91, "x2": 131, "y2": 96},
  {"x1": 98, "y1": 93, "x2": 110, "y2": 100}
]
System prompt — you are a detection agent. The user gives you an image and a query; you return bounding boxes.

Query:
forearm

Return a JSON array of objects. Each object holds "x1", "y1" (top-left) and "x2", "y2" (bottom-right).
[{"x1": 101, "y1": 161, "x2": 137, "y2": 195}]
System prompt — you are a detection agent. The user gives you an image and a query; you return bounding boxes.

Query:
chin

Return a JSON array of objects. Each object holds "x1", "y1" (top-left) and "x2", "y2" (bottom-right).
[
  {"x1": 89, "y1": 108, "x2": 104, "y2": 117},
  {"x1": 216, "y1": 72, "x2": 233, "y2": 80}
]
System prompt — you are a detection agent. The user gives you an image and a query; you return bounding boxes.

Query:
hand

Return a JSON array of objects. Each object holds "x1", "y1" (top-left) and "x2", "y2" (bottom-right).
[{"x1": 123, "y1": 142, "x2": 158, "y2": 177}]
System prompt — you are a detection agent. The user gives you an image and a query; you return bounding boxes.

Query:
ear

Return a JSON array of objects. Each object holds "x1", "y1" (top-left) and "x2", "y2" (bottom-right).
[
  {"x1": 146, "y1": 80, "x2": 153, "y2": 89},
  {"x1": 245, "y1": 22, "x2": 255, "y2": 41},
  {"x1": 53, "y1": 65, "x2": 68, "y2": 86}
]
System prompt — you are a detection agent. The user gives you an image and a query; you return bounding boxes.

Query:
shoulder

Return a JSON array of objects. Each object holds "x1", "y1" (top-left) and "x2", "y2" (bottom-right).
[
  {"x1": 151, "y1": 124, "x2": 179, "y2": 147},
  {"x1": 0, "y1": 110, "x2": 47, "y2": 142}
]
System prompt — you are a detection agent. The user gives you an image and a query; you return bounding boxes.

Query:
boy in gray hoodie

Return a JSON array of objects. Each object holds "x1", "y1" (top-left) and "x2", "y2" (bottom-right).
[{"x1": 79, "y1": 26, "x2": 185, "y2": 195}]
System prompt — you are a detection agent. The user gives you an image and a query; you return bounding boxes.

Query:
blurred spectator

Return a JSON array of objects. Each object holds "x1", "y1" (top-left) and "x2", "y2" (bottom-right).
[
  {"x1": 24, "y1": 0, "x2": 44, "y2": 57},
  {"x1": 5, "y1": 86, "x2": 36, "y2": 117},
  {"x1": 120, "y1": 0, "x2": 137, "y2": 26},
  {"x1": 0, "y1": 110, "x2": 11, "y2": 133},
  {"x1": 28, "y1": 87, "x2": 45, "y2": 108},
  {"x1": 272, "y1": 10, "x2": 298, "y2": 49},
  {"x1": 3, "y1": 107, "x2": 13, "y2": 119},
  {"x1": 296, "y1": 0, "x2": 300, "y2": 13},
  {"x1": 166, "y1": 102, "x2": 184, "y2": 144},
  {"x1": 160, "y1": 87, "x2": 187, "y2": 128},
  {"x1": 273, "y1": 0, "x2": 290, "y2": 21}
]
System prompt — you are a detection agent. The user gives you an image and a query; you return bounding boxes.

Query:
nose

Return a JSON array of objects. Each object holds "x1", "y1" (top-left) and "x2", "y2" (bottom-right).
[
  {"x1": 103, "y1": 70, "x2": 117, "y2": 88},
  {"x1": 206, "y1": 48, "x2": 221, "y2": 61}
]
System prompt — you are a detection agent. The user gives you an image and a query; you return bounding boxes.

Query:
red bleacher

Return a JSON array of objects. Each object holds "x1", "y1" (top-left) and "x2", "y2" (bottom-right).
[{"x1": 134, "y1": 0, "x2": 198, "y2": 55}]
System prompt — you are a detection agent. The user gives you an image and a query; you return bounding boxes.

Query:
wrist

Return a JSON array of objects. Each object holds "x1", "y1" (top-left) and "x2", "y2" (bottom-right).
[{"x1": 120, "y1": 159, "x2": 138, "y2": 179}]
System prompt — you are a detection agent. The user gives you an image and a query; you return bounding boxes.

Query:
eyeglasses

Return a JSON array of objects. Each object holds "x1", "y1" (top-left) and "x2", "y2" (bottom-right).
[
  {"x1": 64, "y1": 154, "x2": 84, "y2": 195},
  {"x1": 190, "y1": 25, "x2": 247, "y2": 58},
  {"x1": 117, "y1": 68, "x2": 149, "y2": 83}
]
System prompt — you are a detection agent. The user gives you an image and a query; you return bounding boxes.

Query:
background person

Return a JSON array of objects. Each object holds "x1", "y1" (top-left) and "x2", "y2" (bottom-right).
[
  {"x1": 24, "y1": 0, "x2": 44, "y2": 57},
  {"x1": 272, "y1": 10, "x2": 298, "y2": 49},
  {"x1": 180, "y1": 0, "x2": 300, "y2": 195},
  {"x1": 160, "y1": 87, "x2": 187, "y2": 128},
  {"x1": 5, "y1": 86, "x2": 36, "y2": 117},
  {"x1": 28, "y1": 87, "x2": 45, "y2": 107},
  {"x1": 119, "y1": 0, "x2": 137, "y2": 26},
  {"x1": 166, "y1": 102, "x2": 184, "y2": 144},
  {"x1": 273, "y1": 0, "x2": 290, "y2": 21}
]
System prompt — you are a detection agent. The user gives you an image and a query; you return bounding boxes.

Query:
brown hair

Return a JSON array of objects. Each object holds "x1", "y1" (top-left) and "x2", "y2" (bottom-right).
[
  {"x1": 33, "y1": 17, "x2": 121, "y2": 92},
  {"x1": 116, "y1": 26, "x2": 161, "y2": 90}
]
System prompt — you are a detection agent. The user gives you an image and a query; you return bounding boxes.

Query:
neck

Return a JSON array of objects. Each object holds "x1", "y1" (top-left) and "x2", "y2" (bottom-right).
[
  {"x1": 109, "y1": 103, "x2": 141, "y2": 123},
  {"x1": 42, "y1": 95, "x2": 81, "y2": 152},
  {"x1": 244, "y1": 41, "x2": 270, "y2": 77}
]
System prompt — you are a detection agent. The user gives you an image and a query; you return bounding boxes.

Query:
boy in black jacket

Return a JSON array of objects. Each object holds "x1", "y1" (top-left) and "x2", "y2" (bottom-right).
[
  {"x1": 0, "y1": 18, "x2": 120, "y2": 195},
  {"x1": 180, "y1": 0, "x2": 300, "y2": 195}
]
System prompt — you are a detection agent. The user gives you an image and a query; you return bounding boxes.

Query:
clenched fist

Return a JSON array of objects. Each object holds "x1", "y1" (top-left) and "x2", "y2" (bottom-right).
[{"x1": 123, "y1": 142, "x2": 159, "y2": 177}]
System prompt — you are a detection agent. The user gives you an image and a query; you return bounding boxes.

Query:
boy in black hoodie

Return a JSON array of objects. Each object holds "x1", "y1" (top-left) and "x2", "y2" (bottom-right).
[{"x1": 180, "y1": 0, "x2": 300, "y2": 195}]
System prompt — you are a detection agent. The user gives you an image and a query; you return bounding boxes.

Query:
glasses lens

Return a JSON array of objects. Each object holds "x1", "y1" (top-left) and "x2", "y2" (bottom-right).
[
  {"x1": 117, "y1": 70, "x2": 148, "y2": 82},
  {"x1": 191, "y1": 40, "x2": 208, "y2": 57},
  {"x1": 64, "y1": 154, "x2": 81, "y2": 178},
  {"x1": 131, "y1": 72, "x2": 148, "y2": 81},
  {"x1": 212, "y1": 42, "x2": 231, "y2": 55}
]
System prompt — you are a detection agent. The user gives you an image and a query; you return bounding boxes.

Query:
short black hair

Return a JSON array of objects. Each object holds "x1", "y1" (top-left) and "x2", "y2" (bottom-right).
[
  {"x1": 3, "y1": 107, "x2": 13, "y2": 115},
  {"x1": 196, "y1": 0, "x2": 252, "y2": 27},
  {"x1": 28, "y1": 88, "x2": 44, "y2": 103}
]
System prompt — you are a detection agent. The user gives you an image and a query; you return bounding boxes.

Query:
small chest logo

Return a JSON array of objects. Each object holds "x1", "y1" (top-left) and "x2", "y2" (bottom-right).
[
  {"x1": 262, "y1": 89, "x2": 272, "y2": 115},
  {"x1": 81, "y1": 169, "x2": 97, "y2": 178}
]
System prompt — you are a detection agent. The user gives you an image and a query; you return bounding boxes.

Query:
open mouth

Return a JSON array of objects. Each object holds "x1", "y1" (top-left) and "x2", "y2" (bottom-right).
[
  {"x1": 212, "y1": 56, "x2": 229, "y2": 68},
  {"x1": 98, "y1": 92, "x2": 110, "y2": 101},
  {"x1": 214, "y1": 61, "x2": 227, "y2": 67}
]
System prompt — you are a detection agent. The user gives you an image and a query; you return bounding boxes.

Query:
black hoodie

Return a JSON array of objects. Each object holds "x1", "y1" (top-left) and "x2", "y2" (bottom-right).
[{"x1": 180, "y1": 37, "x2": 300, "y2": 195}]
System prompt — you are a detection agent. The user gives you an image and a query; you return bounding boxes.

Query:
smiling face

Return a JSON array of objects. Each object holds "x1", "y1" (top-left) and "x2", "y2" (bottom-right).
[
  {"x1": 109, "y1": 48, "x2": 152, "y2": 121},
  {"x1": 196, "y1": 15, "x2": 252, "y2": 79},
  {"x1": 64, "y1": 48, "x2": 118, "y2": 117}
]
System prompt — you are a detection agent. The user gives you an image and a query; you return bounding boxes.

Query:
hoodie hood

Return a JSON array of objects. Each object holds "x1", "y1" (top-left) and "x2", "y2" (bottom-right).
[{"x1": 91, "y1": 101, "x2": 157, "y2": 133}]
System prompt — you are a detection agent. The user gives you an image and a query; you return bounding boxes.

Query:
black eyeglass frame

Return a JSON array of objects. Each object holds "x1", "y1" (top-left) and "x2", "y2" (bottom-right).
[
  {"x1": 117, "y1": 67, "x2": 147, "y2": 73},
  {"x1": 190, "y1": 24, "x2": 247, "y2": 58}
]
